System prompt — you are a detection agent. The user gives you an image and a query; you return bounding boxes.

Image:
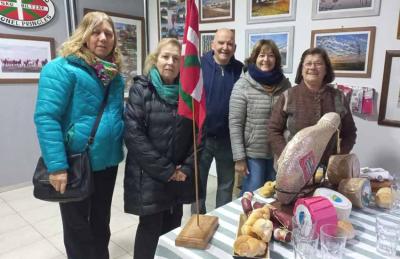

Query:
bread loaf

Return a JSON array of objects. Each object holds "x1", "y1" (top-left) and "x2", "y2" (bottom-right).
[{"x1": 233, "y1": 235, "x2": 266, "y2": 257}]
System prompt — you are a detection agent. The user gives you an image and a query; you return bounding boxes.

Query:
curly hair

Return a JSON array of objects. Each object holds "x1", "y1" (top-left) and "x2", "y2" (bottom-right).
[
  {"x1": 59, "y1": 11, "x2": 122, "y2": 70},
  {"x1": 143, "y1": 38, "x2": 181, "y2": 76}
]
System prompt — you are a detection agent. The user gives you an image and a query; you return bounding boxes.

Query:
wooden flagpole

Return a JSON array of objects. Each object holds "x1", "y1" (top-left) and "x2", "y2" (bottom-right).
[{"x1": 191, "y1": 98, "x2": 200, "y2": 226}]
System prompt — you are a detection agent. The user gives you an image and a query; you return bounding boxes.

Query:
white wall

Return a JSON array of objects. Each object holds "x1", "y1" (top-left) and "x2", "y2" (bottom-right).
[{"x1": 147, "y1": 0, "x2": 400, "y2": 175}]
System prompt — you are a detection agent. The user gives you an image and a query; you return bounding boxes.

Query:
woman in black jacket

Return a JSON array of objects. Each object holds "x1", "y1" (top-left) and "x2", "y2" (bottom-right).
[{"x1": 124, "y1": 38, "x2": 196, "y2": 259}]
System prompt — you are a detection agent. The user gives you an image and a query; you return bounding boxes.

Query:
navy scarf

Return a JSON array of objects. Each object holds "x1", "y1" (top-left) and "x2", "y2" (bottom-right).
[{"x1": 248, "y1": 64, "x2": 284, "y2": 86}]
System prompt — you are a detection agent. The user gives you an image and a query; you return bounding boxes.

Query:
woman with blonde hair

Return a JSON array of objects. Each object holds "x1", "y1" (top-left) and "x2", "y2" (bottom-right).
[
  {"x1": 34, "y1": 11, "x2": 124, "y2": 259},
  {"x1": 124, "y1": 38, "x2": 196, "y2": 259}
]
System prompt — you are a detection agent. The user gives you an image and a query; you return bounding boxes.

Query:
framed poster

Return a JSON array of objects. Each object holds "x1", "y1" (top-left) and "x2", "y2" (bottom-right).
[
  {"x1": 398, "y1": 11, "x2": 400, "y2": 40},
  {"x1": 84, "y1": 9, "x2": 145, "y2": 98},
  {"x1": 378, "y1": 50, "x2": 400, "y2": 127},
  {"x1": 312, "y1": 0, "x2": 381, "y2": 20},
  {"x1": 199, "y1": 0, "x2": 235, "y2": 23},
  {"x1": 311, "y1": 27, "x2": 376, "y2": 78},
  {"x1": 64, "y1": 0, "x2": 77, "y2": 36},
  {"x1": 0, "y1": 34, "x2": 55, "y2": 84},
  {"x1": 199, "y1": 30, "x2": 216, "y2": 57},
  {"x1": 247, "y1": 0, "x2": 297, "y2": 24},
  {"x1": 158, "y1": 0, "x2": 186, "y2": 40},
  {"x1": 245, "y1": 27, "x2": 294, "y2": 73}
]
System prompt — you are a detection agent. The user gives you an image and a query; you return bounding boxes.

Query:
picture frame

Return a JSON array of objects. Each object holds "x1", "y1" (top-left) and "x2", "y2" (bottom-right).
[
  {"x1": 0, "y1": 33, "x2": 55, "y2": 84},
  {"x1": 199, "y1": 30, "x2": 216, "y2": 57},
  {"x1": 64, "y1": 0, "x2": 77, "y2": 36},
  {"x1": 84, "y1": 9, "x2": 145, "y2": 98},
  {"x1": 158, "y1": 0, "x2": 186, "y2": 41},
  {"x1": 199, "y1": 0, "x2": 235, "y2": 23},
  {"x1": 378, "y1": 50, "x2": 400, "y2": 127},
  {"x1": 397, "y1": 11, "x2": 400, "y2": 40},
  {"x1": 245, "y1": 26, "x2": 294, "y2": 73},
  {"x1": 312, "y1": 0, "x2": 381, "y2": 20},
  {"x1": 311, "y1": 27, "x2": 376, "y2": 78},
  {"x1": 247, "y1": 0, "x2": 297, "y2": 24}
]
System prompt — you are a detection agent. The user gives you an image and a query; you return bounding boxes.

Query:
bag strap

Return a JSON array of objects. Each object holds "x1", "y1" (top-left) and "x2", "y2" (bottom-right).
[{"x1": 86, "y1": 84, "x2": 111, "y2": 147}]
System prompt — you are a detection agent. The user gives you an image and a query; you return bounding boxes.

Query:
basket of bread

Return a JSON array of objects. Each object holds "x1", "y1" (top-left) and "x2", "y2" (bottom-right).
[{"x1": 233, "y1": 192, "x2": 272, "y2": 258}]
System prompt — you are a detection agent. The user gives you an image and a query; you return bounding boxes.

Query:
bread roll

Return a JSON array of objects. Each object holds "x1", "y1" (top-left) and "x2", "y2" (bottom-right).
[
  {"x1": 252, "y1": 218, "x2": 273, "y2": 242},
  {"x1": 338, "y1": 220, "x2": 355, "y2": 239},
  {"x1": 376, "y1": 187, "x2": 394, "y2": 209},
  {"x1": 234, "y1": 235, "x2": 266, "y2": 257}
]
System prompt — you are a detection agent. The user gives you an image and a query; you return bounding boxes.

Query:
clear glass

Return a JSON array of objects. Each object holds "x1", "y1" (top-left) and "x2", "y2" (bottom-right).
[
  {"x1": 292, "y1": 215, "x2": 316, "y2": 238},
  {"x1": 320, "y1": 224, "x2": 347, "y2": 259},
  {"x1": 292, "y1": 228, "x2": 319, "y2": 259},
  {"x1": 391, "y1": 177, "x2": 400, "y2": 211},
  {"x1": 376, "y1": 213, "x2": 400, "y2": 256}
]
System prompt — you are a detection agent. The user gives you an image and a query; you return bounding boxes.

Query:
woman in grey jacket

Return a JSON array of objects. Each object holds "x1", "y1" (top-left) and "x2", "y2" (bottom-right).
[{"x1": 229, "y1": 40, "x2": 291, "y2": 195}]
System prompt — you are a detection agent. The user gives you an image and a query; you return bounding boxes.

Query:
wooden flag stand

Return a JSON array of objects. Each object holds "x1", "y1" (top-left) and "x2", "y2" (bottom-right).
[{"x1": 175, "y1": 99, "x2": 219, "y2": 249}]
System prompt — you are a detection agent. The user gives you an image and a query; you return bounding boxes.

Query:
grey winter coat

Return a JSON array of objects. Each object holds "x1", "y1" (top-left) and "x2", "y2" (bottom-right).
[{"x1": 229, "y1": 72, "x2": 291, "y2": 161}]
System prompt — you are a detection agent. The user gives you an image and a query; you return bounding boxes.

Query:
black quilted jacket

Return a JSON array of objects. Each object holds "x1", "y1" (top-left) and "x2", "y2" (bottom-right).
[{"x1": 123, "y1": 75, "x2": 198, "y2": 216}]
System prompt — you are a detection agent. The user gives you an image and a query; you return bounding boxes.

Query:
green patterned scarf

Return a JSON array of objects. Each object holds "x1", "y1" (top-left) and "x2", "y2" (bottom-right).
[
  {"x1": 149, "y1": 66, "x2": 179, "y2": 105},
  {"x1": 91, "y1": 57, "x2": 118, "y2": 86}
]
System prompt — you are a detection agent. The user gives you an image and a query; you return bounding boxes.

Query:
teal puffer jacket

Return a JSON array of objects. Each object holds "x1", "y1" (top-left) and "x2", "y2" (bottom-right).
[{"x1": 34, "y1": 55, "x2": 124, "y2": 173}]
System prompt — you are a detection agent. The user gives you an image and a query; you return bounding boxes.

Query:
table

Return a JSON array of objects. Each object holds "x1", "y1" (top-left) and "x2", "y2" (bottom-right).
[{"x1": 155, "y1": 194, "x2": 400, "y2": 259}]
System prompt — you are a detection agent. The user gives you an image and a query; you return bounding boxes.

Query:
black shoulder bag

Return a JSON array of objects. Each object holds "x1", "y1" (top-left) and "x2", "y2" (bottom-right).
[{"x1": 33, "y1": 85, "x2": 111, "y2": 203}]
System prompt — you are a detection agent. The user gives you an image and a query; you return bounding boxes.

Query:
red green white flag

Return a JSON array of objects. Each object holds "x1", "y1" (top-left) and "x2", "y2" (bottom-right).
[{"x1": 178, "y1": 0, "x2": 206, "y2": 142}]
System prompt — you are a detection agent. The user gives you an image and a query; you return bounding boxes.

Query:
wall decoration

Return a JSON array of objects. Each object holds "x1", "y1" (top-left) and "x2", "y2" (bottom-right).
[
  {"x1": 0, "y1": 33, "x2": 55, "y2": 84},
  {"x1": 199, "y1": 0, "x2": 234, "y2": 23},
  {"x1": 397, "y1": 11, "x2": 400, "y2": 40},
  {"x1": 84, "y1": 9, "x2": 145, "y2": 98},
  {"x1": 247, "y1": 0, "x2": 297, "y2": 24},
  {"x1": 0, "y1": 0, "x2": 55, "y2": 28},
  {"x1": 65, "y1": 0, "x2": 77, "y2": 36},
  {"x1": 245, "y1": 26, "x2": 294, "y2": 73},
  {"x1": 158, "y1": 0, "x2": 186, "y2": 40},
  {"x1": 312, "y1": 0, "x2": 381, "y2": 20},
  {"x1": 378, "y1": 50, "x2": 400, "y2": 127},
  {"x1": 199, "y1": 30, "x2": 216, "y2": 57},
  {"x1": 311, "y1": 27, "x2": 376, "y2": 78}
]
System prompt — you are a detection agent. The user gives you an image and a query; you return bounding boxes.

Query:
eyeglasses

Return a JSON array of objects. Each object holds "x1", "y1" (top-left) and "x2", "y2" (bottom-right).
[{"x1": 303, "y1": 62, "x2": 324, "y2": 68}]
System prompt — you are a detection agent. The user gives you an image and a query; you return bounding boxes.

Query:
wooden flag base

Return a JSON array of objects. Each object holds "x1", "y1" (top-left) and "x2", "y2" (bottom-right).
[{"x1": 175, "y1": 214, "x2": 219, "y2": 249}]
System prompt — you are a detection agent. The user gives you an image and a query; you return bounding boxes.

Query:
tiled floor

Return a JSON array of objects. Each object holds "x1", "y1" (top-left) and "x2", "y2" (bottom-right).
[{"x1": 0, "y1": 163, "x2": 219, "y2": 259}]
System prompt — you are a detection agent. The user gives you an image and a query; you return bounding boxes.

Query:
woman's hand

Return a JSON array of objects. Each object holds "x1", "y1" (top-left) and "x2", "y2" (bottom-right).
[
  {"x1": 235, "y1": 160, "x2": 248, "y2": 176},
  {"x1": 49, "y1": 170, "x2": 68, "y2": 193},
  {"x1": 168, "y1": 165, "x2": 187, "y2": 182}
]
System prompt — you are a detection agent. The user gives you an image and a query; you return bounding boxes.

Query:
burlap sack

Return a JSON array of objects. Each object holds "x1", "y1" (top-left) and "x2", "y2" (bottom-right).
[{"x1": 327, "y1": 153, "x2": 360, "y2": 185}]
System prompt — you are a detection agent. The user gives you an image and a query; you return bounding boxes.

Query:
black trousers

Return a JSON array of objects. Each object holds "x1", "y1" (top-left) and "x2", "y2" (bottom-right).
[
  {"x1": 134, "y1": 204, "x2": 183, "y2": 259},
  {"x1": 59, "y1": 166, "x2": 118, "y2": 259}
]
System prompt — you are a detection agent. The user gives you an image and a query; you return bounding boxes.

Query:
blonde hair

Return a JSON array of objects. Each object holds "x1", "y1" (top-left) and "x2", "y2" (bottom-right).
[
  {"x1": 59, "y1": 11, "x2": 122, "y2": 70},
  {"x1": 143, "y1": 38, "x2": 181, "y2": 75}
]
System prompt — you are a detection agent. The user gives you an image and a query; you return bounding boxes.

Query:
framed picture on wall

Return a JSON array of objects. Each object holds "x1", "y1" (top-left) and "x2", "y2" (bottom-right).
[
  {"x1": 245, "y1": 27, "x2": 294, "y2": 73},
  {"x1": 311, "y1": 27, "x2": 376, "y2": 78},
  {"x1": 199, "y1": 30, "x2": 216, "y2": 57},
  {"x1": 84, "y1": 9, "x2": 145, "y2": 98},
  {"x1": 158, "y1": 0, "x2": 186, "y2": 41},
  {"x1": 0, "y1": 33, "x2": 55, "y2": 84},
  {"x1": 397, "y1": 12, "x2": 400, "y2": 39},
  {"x1": 311, "y1": 0, "x2": 381, "y2": 20},
  {"x1": 199, "y1": 0, "x2": 235, "y2": 23},
  {"x1": 247, "y1": 0, "x2": 297, "y2": 24},
  {"x1": 378, "y1": 50, "x2": 400, "y2": 127}
]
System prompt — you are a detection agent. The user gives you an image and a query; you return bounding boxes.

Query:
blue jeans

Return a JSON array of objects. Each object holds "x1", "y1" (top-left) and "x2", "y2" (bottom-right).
[
  {"x1": 240, "y1": 158, "x2": 276, "y2": 195},
  {"x1": 191, "y1": 136, "x2": 234, "y2": 214}
]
